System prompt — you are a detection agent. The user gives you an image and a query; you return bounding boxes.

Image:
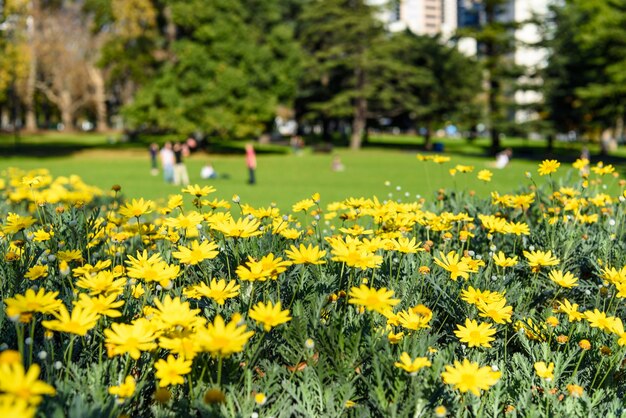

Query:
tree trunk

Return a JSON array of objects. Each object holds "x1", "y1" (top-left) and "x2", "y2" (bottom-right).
[
  {"x1": 485, "y1": 2, "x2": 500, "y2": 155},
  {"x1": 88, "y1": 66, "x2": 108, "y2": 132},
  {"x1": 60, "y1": 90, "x2": 74, "y2": 131},
  {"x1": 350, "y1": 67, "x2": 367, "y2": 150},
  {"x1": 24, "y1": 8, "x2": 38, "y2": 132},
  {"x1": 423, "y1": 125, "x2": 433, "y2": 150},
  {"x1": 490, "y1": 128, "x2": 500, "y2": 153},
  {"x1": 547, "y1": 133, "x2": 554, "y2": 152}
]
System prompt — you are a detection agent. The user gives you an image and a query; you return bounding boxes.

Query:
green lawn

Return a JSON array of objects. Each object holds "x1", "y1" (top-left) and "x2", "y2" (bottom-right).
[
  {"x1": 2, "y1": 146, "x2": 605, "y2": 211},
  {"x1": 2, "y1": 131, "x2": 624, "y2": 209}
]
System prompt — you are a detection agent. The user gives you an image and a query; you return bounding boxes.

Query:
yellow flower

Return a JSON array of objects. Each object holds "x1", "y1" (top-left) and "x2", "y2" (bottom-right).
[
  {"x1": 236, "y1": 254, "x2": 292, "y2": 282},
  {"x1": 566, "y1": 384, "x2": 584, "y2": 398},
  {"x1": 167, "y1": 194, "x2": 184, "y2": 209},
  {"x1": 24, "y1": 265, "x2": 48, "y2": 281},
  {"x1": 32, "y1": 229, "x2": 53, "y2": 242},
  {"x1": 104, "y1": 318, "x2": 158, "y2": 359},
  {"x1": 76, "y1": 270, "x2": 127, "y2": 296},
  {"x1": 254, "y1": 392, "x2": 267, "y2": 406},
  {"x1": 172, "y1": 240, "x2": 219, "y2": 265},
  {"x1": 285, "y1": 243, "x2": 327, "y2": 265},
  {"x1": 125, "y1": 250, "x2": 180, "y2": 288},
  {"x1": 523, "y1": 250, "x2": 560, "y2": 273},
  {"x1": 0, "y1": 395, "x2": 36, "y2": 418},
  {"x1": 57, "y1": 249, "x2": 83, "y2": 262},
  {"x1": 152, "y1": 295, "x2": 204, "y2": 332},
  {"x1": 454, "y1": 319, "x2": 497, "y2": 348},
  {"x1": 158, "y1": 336, "x2": 201, "y2": 360},
  {"x1": 538, "y1": 160, "x2": 560, "y2": 176},
  {"x1": 584, "y1": 309, "x2": 620, "y2": 333},
  {"x1": 391, "y1": 237, "x2": 423, "y2": 254},
  {"x1": 348, "y1": 284, "x2": 400, "y2": 314},
  {"x1": 548, "y1": 269, "x2": 578, "y2": 288},
  {"x1": 578, "y1": 339, "x2": 591, "y2": 350},
  {"x1": 118, "y1": 198, "x2": 154, "y2": 218},
  {"x1": 433, "y1": 251, "x2": 472, "y2": 281},
  {"x1": 387, "y1": 331, "x2": 404, "y2": 344},
  {"x1": 4, "y1": 288, "x2": 63, "y2": 319},
  {"x1": 183, "y1": 279, "x2": 240, "y2": 305},
  {"x1": 154, "y1": 355, "x2": 192, "y2": 387},
  {"x1": 534, "y1": 361, "x2": 554, "y2": 381},
  {"x1": 477, "y1": 299, "x2": 513, "y2": 324},
  {"x1": 42, "y1": 304, "x2": 100, "y2": 336},
  {"x1": 0, "y1": 361, "x2": 56, "y2": 405},
  {"x1": 292, "y1": 198, "x2": 315, "y2": 212},
  {"x1": 211, "y1": 217, "x2": 262, "y2": 238},
  {"x1": 394, "y1": 352, "x2": 431, "y2": 374},
  {"x1": 249, "y1": 301, "x2": 292, "y2": 332},
  {"x1": 75, "y1": 293, "x2": 124, "y2": 318},
  {"x1": 397, "y1": 306, "x2": 432, "y2": 330},
  {"x1": 330, "y1": 238, "x2": 382, "y2": 269},
  {"x1": 441, "y1": 359, "x2": 501, "y2": 396},
  {"x1": 3, "y1": 213, "x2": 37, "y2": 234},
  {"x1": 182, "y1": 184, "x2": 215, "y2": 197},
  {"x1": 196, "y1": 314, "x2": 254, "y2": 357},
  {"x1": 108, "y1": 376, "x2": 136, "y2": 400},
  {"x1": 573, "y1": 158, "x2": 589, "y2": 171},
  {"x1": 477, "y1": 169, "x2": 493, "y2": 182},
  {"x1": 556, "y1": 299, "x2": 583, "y2": 322},
  {"x1": 492, "y1": 252, "x2": 518, "y2": 268},
  {"x1": 460, "y1": 287, "x2": 504, "y2": 306}
]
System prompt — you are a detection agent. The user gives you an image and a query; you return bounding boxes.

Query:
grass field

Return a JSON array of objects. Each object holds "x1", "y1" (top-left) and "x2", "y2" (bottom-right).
[{"x1": 2, "y1": 132, "x2": 625, "y2": 209}]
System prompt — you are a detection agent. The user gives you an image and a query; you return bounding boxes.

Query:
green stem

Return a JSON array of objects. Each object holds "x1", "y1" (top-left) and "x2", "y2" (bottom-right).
[
  {"x1": 590, "y1": 356, "x2": 605, "y2": 389},
  {"x1": 289, "y1": 268, "x2": 305, "y2": 309},
  {"x1": 28, "y1": 320, "x2": 36, "y2": 367},
  {"x1": 217, "y1": 356, "x2": 224, "y2": 387},
  {"x1": 65, "y1": 335, "x2": 76, "y2": 380},
  {"x1": 571, "y1": 351, "x2": 586, "y2": 380},
  {"x1": 16, "y1": 323, "x2": 24, "y2": 361}
]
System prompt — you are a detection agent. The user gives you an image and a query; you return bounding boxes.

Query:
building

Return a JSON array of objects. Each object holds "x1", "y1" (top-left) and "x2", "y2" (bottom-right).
[
  {"x1": 373, "y1": 0, "x2": 458, "y2": 37},
  {"x1": 375, "y1": 0, "x2": 549, "y2": 123}
]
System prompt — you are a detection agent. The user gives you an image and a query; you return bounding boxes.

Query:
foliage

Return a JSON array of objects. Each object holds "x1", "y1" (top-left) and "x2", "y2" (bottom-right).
[
  {"x1": 297, "y1": 0, "x2": 386, "y2": 148},
  {"x1": 123, "y1": 0, "x2": 303, "y2": 139},
  {"x1": 457, "y1": 0, "x2": 525, "y2": 151},
  {"x1": 1, "y1": 157, "x2": 626, "y2": 416},
  {"x1": 541, "y1": 0, "x2": 626, "y2": 140},
  {"x1": 370, "y1": 31, "x2": 482, "y2": 148}
]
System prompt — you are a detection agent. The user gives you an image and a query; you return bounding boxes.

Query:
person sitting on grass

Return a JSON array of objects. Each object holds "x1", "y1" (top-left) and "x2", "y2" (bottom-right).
[{"x1": 201, "y1": 163, "x2": 218, "y2": 180}]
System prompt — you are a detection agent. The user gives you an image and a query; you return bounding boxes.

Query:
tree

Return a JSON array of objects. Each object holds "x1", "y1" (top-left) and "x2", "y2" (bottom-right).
[
  {"x1": 370, "y1": 32, "x2": 482, "y2": 149},
  {"x1": 35, "y1": 4, "x2": 95, "y2": 130},
  {"x1": 124, "y1": 0, "x2": 302, "y2": 140},
  {"x1": 540, "y1": 0, "x2": 626, "y2": 150},
  {"x1": 88, "y1": 0, "x2": 160, "y2": 110},
  {"x1": 574, "y1": 0, "x2": 626, "y2": 144},
  {"x1": 459, "y1": 0, "x2": 524, "y2": 153},
  {"x1": 298, "y1": 0, "x2": 385, "y2": 149}
]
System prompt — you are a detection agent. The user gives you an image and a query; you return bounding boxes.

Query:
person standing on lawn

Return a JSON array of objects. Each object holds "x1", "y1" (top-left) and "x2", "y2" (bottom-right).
[
  {"x1": 173, "y1": 142, "x2": 190, "y2": 186},
  {"x1": 245, "y1": 143, "x2": 257, "y2": 185},
  {"x1": 160, "y1": 142, "x2": 175, "y2": 183},
  {"x1": 149, "y1": 143, "x2": 159, "y2": 176}
]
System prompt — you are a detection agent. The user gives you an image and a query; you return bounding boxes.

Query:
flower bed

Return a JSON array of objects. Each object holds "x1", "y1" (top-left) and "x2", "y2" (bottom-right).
[{"x1": 1, "y1": 157, "x2": 625, "y2": 417}]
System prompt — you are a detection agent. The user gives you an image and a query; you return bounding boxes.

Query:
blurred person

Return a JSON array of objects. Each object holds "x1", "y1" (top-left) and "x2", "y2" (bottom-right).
[
  {"x1": 149, "y1": 143, "x2": 159, "y2": 176},
  {"x1": 331, "y1": 155, "x2": 345, "y2": 172},
  {"x1": 494, "y1": 148, "x2": 513, "y2": 169},
  {"x1": 160, "y1": 142, "x2": 175, "y2": 183},
  {"x1": 201, "y1": 162, "x2": 217, "y2": 179},
  {"x1": 245, "y1": 143, "x2": 257, "y2": 185},
  {"x1": 173, "y1": 142, "x2": 190, "y2": 186}
]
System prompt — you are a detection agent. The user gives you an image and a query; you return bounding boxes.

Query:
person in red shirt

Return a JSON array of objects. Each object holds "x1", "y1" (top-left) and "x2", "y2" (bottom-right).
[{"x1": 245, "y1": 143, "x2": 257, "y2": 185}]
